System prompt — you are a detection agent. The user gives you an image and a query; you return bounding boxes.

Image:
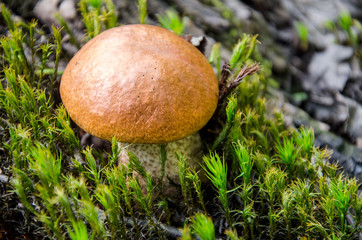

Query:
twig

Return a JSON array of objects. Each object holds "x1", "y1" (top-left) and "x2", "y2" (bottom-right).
[
  {"x1": 218, "y1": 62, "x2": 260, "y2": 104},
  {"x1": 218, "y1": 63, "x2": 231, "y2": 90}
]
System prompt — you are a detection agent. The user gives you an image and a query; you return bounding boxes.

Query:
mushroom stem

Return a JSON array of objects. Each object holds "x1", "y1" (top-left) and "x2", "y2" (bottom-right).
[{"x1": 118, "y1": 132, "x2": 203, "y2": 189}]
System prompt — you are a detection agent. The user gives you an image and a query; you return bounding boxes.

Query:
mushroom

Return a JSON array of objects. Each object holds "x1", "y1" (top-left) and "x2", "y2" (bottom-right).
[{"x1": 60, "y1": 24, "x2": 219, "y2": 193}]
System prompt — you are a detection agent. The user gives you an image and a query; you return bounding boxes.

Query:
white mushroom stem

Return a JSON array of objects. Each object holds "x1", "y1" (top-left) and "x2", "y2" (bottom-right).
[{"x1": 118, "y1": 132, "x2": 203, "y2": 184}]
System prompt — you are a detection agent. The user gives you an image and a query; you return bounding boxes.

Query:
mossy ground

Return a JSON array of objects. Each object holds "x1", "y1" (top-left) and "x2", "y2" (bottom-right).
[{"x1": 0, "y1": 1, "x2": 361, "y2": 239}]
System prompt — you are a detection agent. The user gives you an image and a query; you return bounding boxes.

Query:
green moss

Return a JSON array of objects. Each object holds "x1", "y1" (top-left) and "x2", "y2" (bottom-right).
[
  {"x1": 157, "y1": 8, "x2": 187, "y2": 35},
  {"x1": 0, "y1": 2, "x2": 361, "y2": 240},
  {"x1": 325, "y1": 9, "x2": 362, "y2": 59}
]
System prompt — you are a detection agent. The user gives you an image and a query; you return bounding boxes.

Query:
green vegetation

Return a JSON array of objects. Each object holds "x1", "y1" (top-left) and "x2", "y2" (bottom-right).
[
  {"x1": 325, "y1": 10, "x2": 362, "y2": 58},
  {"x1": 137, "y1": 0, "x2": 148, "y2": 25},
  {"x1": 295, "y1": 21, "x2": 309, "y2": 50},
  {"x1": 79, "y1": 0, "x2": 118, "y2": 39},
  {"x1": 157, "y1": 9, "x2": 187, "y2": 35},
  {"x1": 0, "y1": 1, "x2": 361, "y2": 239}
]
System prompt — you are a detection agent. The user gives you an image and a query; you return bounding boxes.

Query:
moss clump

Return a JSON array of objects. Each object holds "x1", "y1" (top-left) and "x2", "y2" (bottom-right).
[{"x1": 0, "y1": 1, "x2": 361, "y2": 239}]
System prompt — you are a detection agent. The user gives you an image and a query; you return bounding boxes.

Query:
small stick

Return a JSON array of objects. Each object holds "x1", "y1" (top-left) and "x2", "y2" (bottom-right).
[
  {"x1": 218, "y1": 63, "x2": 260, "y2": 104},
  {"x1": 218, "y1": 63, "x2": 231, "y2": 90}
]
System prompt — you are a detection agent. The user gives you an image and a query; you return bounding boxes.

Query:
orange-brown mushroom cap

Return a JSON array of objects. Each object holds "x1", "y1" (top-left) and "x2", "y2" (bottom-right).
[{"x1": 60, "y1": 24, "x2": 219, "y2": 144}]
